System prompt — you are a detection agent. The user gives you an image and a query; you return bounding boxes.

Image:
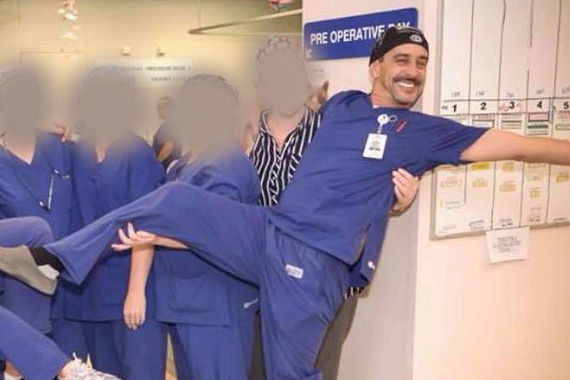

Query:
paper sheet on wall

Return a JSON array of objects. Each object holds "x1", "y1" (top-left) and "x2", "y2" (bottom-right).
[
  {"x1": 434, "y1": 165, "x2": 467, "y2": 237},
  {"x1": 486, "y1": 227, "x2": 530, "y2": 264},
  {"x1": 433, "y1": 116, "x2": 470, "y2": 237},
  {"x1": 439, "y1": 0, "x2": 472, "y2": 116},
  {"x1": 464, "y1": 115, "x2": 495, "y2": 232},
  {"x1": 547, "y1": 107, "x2": 570, "y2": 223},
  {"x1": 521, "y1": 112, "x2": 552, "y2": 226},
  {"x1": 468, "y1": 0, "x2": 502, "y2": 115},
  {"x1": 492, "y1": 114, "x2": 525, "y2": 229},
  {"x1": 497, "y1": 0, "x2": 530, "y2": 114}
]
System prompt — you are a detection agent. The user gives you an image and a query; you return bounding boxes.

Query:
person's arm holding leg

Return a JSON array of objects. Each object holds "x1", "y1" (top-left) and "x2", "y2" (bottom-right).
[{"x1": 113, "y1": 224, "x2": 188, "y2": 251}]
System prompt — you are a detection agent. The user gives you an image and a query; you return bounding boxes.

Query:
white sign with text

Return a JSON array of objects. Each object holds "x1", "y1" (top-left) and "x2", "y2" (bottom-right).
[{"x1": 486, "y1": 227, "x2": 530, "y2": 264}]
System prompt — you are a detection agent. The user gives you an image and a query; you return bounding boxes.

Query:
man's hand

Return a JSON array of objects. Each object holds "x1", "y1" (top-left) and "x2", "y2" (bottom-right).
[
  {"x1": 392, "y1": 168, "x2": 420, "y2": 213},
  {"x1": 123, "y1": 290, "x2": 146, "y2": 330}
]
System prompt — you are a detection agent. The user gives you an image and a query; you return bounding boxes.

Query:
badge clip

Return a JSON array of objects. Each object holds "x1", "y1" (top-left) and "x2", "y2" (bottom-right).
[{"x1": 376, "y1": 114, "x2": 398, "y2": 133}]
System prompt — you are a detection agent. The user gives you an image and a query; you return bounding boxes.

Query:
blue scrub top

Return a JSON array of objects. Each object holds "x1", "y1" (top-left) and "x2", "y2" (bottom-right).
[
  {"x1": 0, "y1": 133, "x2": 74, "y2": 330},
  {"x1": 65, "y1": 134, "x2": 165, "y2": 321},
  {"x1": 0, "y1": 133, "x2": 74, "y2": 239},
  {"x1": 154, "y1": 147, "x2": 260, "y2": 325},
  {"x1": 267, "y1": 91, "x2": 488, "y2": 283}
]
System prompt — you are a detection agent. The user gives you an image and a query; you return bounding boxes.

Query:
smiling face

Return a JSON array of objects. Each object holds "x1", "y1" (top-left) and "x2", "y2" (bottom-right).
[{"x1": 370, "y1": 43, "x2": 429, "y2": 108}]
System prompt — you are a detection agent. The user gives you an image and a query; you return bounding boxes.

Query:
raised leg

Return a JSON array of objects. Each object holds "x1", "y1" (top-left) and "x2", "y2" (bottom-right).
[{"x1": 48, "y1": 182, "x2": 266, "y2": 286}]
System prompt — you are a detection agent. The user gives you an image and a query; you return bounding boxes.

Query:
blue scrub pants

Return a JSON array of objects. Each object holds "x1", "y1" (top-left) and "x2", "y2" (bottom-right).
[
  {"x1": 47, "y1": 183, "x2": 350, "y2": 380},
  {"x1": 0, "y1": 218, "x2": 88, "y2": 360},
  {"x1": 82, "y1": 320, "x2": 167, "y2": 380},
  {"x1": 168, "y1": 317, "x2": 255, "y2": 380},
  {"x1": 0, "y1": 306, "x2": 68, "y2": 380},
  {"x1": 0, "y1": 217, "x2": 53, "y2": 334},
  {"x1": 0, "y1": 218, "x2": 69, "y2": 380},
  {"x1": 50, "y1": 317, "x2": 89, "y2": 359}
]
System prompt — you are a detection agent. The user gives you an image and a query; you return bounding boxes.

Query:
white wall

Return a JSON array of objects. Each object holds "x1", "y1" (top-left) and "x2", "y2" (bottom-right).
[
  {"x1": 0, "y1": 0, "x2": 295, "y2": 133},
  {"x1": 304, "y1": 1, "x2": 570, "y2": 380},
  {"x1": 413, "y1": 1, "x2": 570, "y2": 379}
]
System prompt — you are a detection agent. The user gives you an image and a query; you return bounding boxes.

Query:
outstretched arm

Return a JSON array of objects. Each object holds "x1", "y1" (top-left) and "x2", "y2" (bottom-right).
[{"x1": 461, "y1": 129, "x2": 570, "y2": 164}]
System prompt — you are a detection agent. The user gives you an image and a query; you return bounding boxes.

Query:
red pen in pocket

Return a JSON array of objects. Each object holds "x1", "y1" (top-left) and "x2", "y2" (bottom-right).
[{"x1": 396, "y1": 120, "x2": 407, "y2": 132}]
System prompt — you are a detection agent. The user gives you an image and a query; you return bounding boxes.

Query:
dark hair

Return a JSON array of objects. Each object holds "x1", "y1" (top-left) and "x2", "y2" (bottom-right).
[{"x1": 181, "y1": 74, "x2": 239, "y2": 104}]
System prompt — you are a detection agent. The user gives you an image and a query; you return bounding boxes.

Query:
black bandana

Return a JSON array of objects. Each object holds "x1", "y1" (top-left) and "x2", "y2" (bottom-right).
[{"x1": 369, "y1": 26, "x2": 429, "y2": 65}]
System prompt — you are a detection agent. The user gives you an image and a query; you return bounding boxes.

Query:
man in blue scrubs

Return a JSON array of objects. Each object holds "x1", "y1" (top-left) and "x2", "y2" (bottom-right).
[
  {"x1": 4, "y1": 27, "x2": 570, "y2": 380},
  {"x1": 248, "y1": 36, "x2": 420, "y2": 380},
  {"x1": 0, "y1": 217, "x2": 118, "y2": 380}
]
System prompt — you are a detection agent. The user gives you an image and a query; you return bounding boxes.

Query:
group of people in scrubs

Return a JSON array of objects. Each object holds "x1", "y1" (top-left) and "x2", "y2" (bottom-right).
[
  {"x1": 2, "y1": 25, "x2": 570, "y2": 380},
  {"x1": 0, "y1": 35, "x2": 419, "y2": 380}
]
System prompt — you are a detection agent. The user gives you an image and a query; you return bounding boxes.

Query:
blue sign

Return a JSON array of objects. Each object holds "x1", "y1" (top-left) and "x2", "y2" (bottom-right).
[{"x1": 303, "y1": 8, "x2": 418, "y2": 61}]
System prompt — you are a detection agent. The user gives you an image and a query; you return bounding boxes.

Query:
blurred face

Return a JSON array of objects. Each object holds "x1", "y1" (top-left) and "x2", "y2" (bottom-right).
[
  {"x1": 370, "y1": 44, "x2": 428, "y2": 108},
  {"x1": 0, "y1": 74, "x2": 43, "y2": 135},
  {"x1": 257, "y1": 49, "x2": 309, "y2": 116},
  {"x1": 80, "y1": 79, "x2": 136, "y2": 140},
  {"x1": 157, "y1": 99, "x2": 170, "y2": 120},
  {"x1": 175, "y1": 82, "x2": 238, "y2": 150}
]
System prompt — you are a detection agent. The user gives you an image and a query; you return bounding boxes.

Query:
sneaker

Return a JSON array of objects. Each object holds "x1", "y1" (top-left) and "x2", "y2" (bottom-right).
[{"x1": 58, "y1": 357, "x2": 121, "y2": 380}]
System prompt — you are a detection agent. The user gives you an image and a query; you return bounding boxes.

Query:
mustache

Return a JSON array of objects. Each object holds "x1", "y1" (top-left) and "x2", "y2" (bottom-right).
[{"x1": 393, "y1": 76, "x2": 421, "y2": 86}]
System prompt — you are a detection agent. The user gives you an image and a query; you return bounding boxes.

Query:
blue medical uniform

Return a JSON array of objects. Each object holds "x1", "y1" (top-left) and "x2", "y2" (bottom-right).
[
  {"x1": 0, "y1": 217, "x2": 68, "y2": 380},
  {"x1": 0, "y1": 133, "x2": 73, "y2": 335},
  {"x1": 156, "y1": 150, "x2": 260, "y2": 380},
  {"x1": 44, "y1": 91, "x2": 488, "y2": 380},
  {"x1": 51, "y1": 188, "x2": 90, "y2": 359},
  {"x1": 0, "y1": 306, "x2": 68, "y2": 380},
  {"x1": 68, "y1": 134, "x2": 166, "y2": 380}
]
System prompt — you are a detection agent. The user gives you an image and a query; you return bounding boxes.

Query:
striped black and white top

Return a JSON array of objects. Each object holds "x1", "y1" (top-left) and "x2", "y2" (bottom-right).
[{"x1": 249, "y1": 107, "x2": 321, "y2": 207}]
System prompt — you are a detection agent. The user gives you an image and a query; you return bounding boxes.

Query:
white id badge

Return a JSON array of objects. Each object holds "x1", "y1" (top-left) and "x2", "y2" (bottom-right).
[{"x1": 363, "y1": 133, "x2": 387, "y2": 160}]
